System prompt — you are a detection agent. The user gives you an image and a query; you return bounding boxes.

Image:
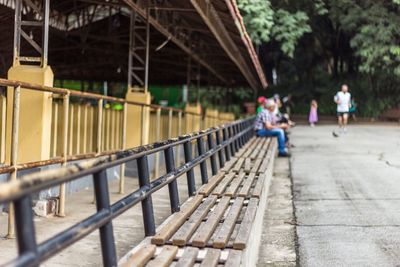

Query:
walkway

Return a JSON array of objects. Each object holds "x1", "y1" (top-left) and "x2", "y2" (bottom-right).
[{"x1": 291, "y1": 124, "x2": 400, "y2": 266}]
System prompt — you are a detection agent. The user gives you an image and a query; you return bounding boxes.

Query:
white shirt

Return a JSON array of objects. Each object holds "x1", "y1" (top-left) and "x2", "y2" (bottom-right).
[{"x1": 334, "y1": 91, "x2": 351, "y2": 112}]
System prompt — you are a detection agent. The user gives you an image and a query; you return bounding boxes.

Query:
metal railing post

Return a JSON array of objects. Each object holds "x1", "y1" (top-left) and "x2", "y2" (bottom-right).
[
  {"x1": 154, "y1": 107, "x2": 161, "y2": 178},
  {"x1": 197, "y1": 137, "x2": 208, "y2": 184},
  {"x1": 7, "y1": 85, "x2": 21, "y2": 238},
  {"x1": 183, "y1": 140, "x2": 196, "y2": 196},
  {"x1": 215, "y1": 128, "x2": 225, "y2": 168},
  {"x1": 223, "y1": 127, "x2": 231, "y2": 162},
  {"x1": 164, "y1": 147, "x2": 180, "y2": 213},
  {"x1": 119, "y1": 102, "x2": 128, "y2": 194},
  {"x1": 137, "y1": 155, "x2": 155, "y2": 236},
  {"x1": 207, "y1": 132, "x2": 218, "y2": 175},
  {"x1": 14, "y1": 195, "x2": 38, "y2": 266},
  {"x1": 58, "y1": 93, "x2": 69, "y2": 217},
  {"x1": 93, "y1": 170, "x2": 117, "y2": 267}
]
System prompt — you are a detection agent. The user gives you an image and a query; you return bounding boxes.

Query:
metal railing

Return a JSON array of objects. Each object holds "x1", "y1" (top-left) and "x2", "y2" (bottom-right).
[
  {"x1": 0, "y1": 116, "x2": 255, "y2": 267},
  {"x1": 0, "y1": 78, "x2": 233, "y2": 237}
]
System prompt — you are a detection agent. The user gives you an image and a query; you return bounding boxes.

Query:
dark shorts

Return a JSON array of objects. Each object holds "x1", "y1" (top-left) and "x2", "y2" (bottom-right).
[{"x1": 337, "y1": 111, "x2": 349, "y2": 117}]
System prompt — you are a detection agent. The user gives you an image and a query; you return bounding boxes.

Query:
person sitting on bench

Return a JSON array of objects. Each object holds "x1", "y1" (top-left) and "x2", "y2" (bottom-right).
[{"x1": 254, "y1": 99, "x2": 290, "y2": 157}]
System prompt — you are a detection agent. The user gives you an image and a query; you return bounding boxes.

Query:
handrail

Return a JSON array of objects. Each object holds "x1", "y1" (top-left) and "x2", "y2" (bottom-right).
[
  {"x1": 0, "y1": 78, "x2": 212, "y2": 116},
  {"x1": 0, "y1": 116, "x2": 255, "y2": 267}
]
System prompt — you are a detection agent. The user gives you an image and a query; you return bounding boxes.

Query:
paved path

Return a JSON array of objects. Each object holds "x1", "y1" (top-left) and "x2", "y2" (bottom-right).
[
  {"x1": 257, "y1": 157, "x2": 296, "y2": 267},
  {"x1": 291, "y1": 124, "x2": 400, "y2": 267}
]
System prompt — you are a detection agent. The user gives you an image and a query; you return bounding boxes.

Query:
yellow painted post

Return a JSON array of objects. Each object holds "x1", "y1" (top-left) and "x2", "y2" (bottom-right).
[
  {"x1": 6, "y1": 66, "x2": 53, "y2": 164},
  {"x1": 7, "y1": 85, "x2": 21, "y2": 238},
  {"x1": 68, "y1": 104, "x2": 74, "y2": 155},
  {"x1": 1, "y1": 94, "x2": 7, "y2": 163},
  {"x1": 52, "y1": 101, "x2": 58, "y2": 157},
  {"x1": 97, "y1": 99, "x2": 103, "y2": 154},
  {"x1": 154, "y1": 107, "x2": 161, "y2": 178},
  {"x1": 176, "y1": 111, "x2": 182, "y2": 164},
  {"x1": 58, "y1": 93, "x2": 69, "y2": 217},
  {"x1": 76, "y1": 105, "x2": 81, "y2": 155},
  {"x1": 111, "y1": 109, "x2": 116, "y2": 150},
  {"x1": 82, "y1": 104, "x2": 88, "y2": 154},
  {"x1": 88, "y1": 106, "x2": 94, "y2": 152},
  {"x1": 119, "y1": 103, "x2": 128, "y2": 194}
]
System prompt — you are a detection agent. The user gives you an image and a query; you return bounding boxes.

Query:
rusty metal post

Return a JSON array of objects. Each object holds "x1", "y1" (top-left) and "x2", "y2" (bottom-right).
[
  {"x1": 7, "y1": 85, "x2": 21, "y2": 238},
  {"x1": 119, "y1": 103, "x2": 128, "y2": 194},
  {"x1": 154, "y1": 107, "x2": 161, "y2": 178},
  {"x1": 58, "y1": 93, "x2": 69, "y2": 217}
]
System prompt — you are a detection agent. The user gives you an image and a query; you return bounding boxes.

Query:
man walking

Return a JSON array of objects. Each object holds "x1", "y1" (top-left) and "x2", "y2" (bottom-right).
[{"x1": 333, "y1": 84, "x2": 351, "y2": 136}]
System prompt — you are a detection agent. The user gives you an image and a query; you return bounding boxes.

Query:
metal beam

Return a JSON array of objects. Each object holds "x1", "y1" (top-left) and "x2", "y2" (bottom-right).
[
  {"x1": 120, "y1": 0, "x2": 229, "y2": 85},
  {"x1": 190, "y1": 0, "x2": 260, "y2": 90}
]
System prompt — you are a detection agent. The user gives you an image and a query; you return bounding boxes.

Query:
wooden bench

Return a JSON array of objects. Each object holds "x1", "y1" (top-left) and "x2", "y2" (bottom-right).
[{"x1": 119, "y1": 137, "x2": 278, "y2": 267}]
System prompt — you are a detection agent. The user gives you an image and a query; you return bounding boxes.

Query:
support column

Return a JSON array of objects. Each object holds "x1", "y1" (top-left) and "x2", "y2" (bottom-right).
[
  {"x1": 125, "y1": 88, "x2": 151, "y2": 148},
  {"x1": 6, "y1": 0, "x2": 53, "y2": 164}
]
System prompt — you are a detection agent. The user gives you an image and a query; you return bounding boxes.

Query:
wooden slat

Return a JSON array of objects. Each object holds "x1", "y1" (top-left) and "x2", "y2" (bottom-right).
[
  {"x1": 251, "y1": 158, "x2": 262, "y2": 174},
  {"x1": 176, "y1": 247, "x2": 199, "y2": 267},
  {"x1": 252, "y1": 173, "x2": 267, "y2": 198},
  {"x1": 212, "y1": 172, "x2": 235, "y2": 196},
  {"x1": 146, "y1": 245, "x2": 178, "y2": 267},
  {"x1": 198, "y1": 172, "x2": 225, "y2": 196},
  {"x1": 232, "y1": 158, "x2": 245, "y2": 173},
  {"x1": 213, "y1": 197, "x2": 245, "y2": 249},
  {"x1": 120, "y1": 244, "x2": 156, "y2": 267},
  {"x1": 258, "y1": 151, "x2": 272, "y2": 174},
  {"x1": 224, "y1": 172, "x2": 245, "y2": 197},
  {"x1": 262, "y1": 137, "x2": 271, "y2": 151},
  {"x1": 250, "y1": 148, "x2": 260, "y2": 160},
  {"x1": 172, "y1": 195, "x2": 218, "y2": 246},
  {"x1": 224, "y1": 249, "x2": 242, "y2": 267},
  {"x1": 199, "y1": 248, "x2": 220, "y2": 267},
  {"x1": 233, "y1": 198, "x2": 259, "y2": 250},
  {"x1": 244, "y1": 158, "x2": 252, "y2": 173},
  {"x1": 221, "y1": 157, "x2": 238, "y2": 172},
  {"x1": 238, "y1": 173, "x2": 256, "y2": 197},
  {"x1": 152, "y1": 195, "x2": 204, "y2": 245},
  {"x1": 192, "y1": 196, "x2": 231, "y2": 247}
]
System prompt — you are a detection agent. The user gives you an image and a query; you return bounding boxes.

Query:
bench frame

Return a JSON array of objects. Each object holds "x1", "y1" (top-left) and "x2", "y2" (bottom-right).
[{"x1": 0, "y1": 117, "x2": 255, "y2": 267}]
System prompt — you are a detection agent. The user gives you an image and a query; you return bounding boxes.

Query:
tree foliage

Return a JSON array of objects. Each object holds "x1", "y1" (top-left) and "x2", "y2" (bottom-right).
[{"x1": 238, "y1": 0, "x2": 400, "y2": 117}]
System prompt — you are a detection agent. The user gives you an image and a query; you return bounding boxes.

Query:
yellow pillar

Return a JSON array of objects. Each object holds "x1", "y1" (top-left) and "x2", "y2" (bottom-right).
[
  {"x1": 185, "y1": 103, "x2": 202, "y2": 133},
  {"x1": 205, "y1": 109, "x2": 219, "y2": 128},
  {"x1": 125, "y1": 87, "x2": 151, "y2": 148},
  {"x1": 6, "y1": 65, "x2": 54, "y2": 164}
]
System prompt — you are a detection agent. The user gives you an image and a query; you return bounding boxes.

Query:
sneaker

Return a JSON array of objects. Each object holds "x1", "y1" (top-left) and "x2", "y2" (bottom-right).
[
  {"x1": 343, "y1": 127, "x2": 348, "y2": 133},
  {"x1": 278, "y1": 151, "x2": 291, "y2": 157}
]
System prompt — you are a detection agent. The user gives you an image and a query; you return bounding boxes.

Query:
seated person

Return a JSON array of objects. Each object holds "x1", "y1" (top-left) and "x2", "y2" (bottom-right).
[{"x1": 254, "y1": 99, "x2": 290, "y2": 157}]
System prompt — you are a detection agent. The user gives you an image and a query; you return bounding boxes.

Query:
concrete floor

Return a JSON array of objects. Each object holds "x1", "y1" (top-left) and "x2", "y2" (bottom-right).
[
  {"x1": 257, "y1": 157, "x2": 297, "y2": 267},
  {"x1": 0, "y1": 163, "x2": 208, "y2": 266},
  {"x1": 291, "y1": 124, "x2": 400, "y2": 267}
]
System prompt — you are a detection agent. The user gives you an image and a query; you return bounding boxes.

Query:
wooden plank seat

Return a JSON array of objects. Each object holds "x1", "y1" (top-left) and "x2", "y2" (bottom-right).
[{"x1": 118, "y1": 138, "x2": 278, "y2": 267}]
